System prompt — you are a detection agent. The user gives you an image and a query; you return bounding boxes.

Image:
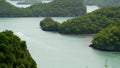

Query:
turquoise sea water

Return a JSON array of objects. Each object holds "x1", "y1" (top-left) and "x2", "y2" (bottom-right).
[{"x1": 0, "y1": 17, "x2": 120, "y2": 68}]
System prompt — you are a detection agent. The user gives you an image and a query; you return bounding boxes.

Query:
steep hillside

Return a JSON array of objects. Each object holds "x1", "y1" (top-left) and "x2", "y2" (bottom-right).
[
  {"x1": 40, "y1": 7, "x2": 120, "y2": 34},
  {"x1": 0, "y1": 0, "x2": 86, "y2": 17},
  {"x1": 90, "y1": 26, "x2": 120, "y2": 51},
  {"x1": 0, "y1": 30, "x2": 37, "y2": 68}
]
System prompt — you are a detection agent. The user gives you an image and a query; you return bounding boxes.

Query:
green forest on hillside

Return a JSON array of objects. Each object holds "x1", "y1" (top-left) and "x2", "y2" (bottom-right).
[
  {"x1": 0, "y1": 30, "x2": 37, "y2": 68},
  {"x1": 40, "y1": 7, "x2": 120, "y2": 34},
  {"x1": 40, "y1": 17, "x2": 59, "y2": 31},
  {"x1": 40, "y1": 6, "x2": 120, "y2": 51},
  {"x1": 0, "y1": 0, "x2": 86, "y2": 17},
  {"x1": 90, "y1": 26, "x2": 120, "y2": 51}
]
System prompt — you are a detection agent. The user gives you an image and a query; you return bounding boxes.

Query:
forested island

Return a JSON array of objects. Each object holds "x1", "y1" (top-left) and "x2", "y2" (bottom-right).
[
  {"x1": 0, "y1": 0, "x2": 86, "y2": 17},
  {"x1": 40, "y1": 6, "x2": 120, "y2": 51},
  {"x1": 40, "y1": 6, "x2": 120, "y2": 34},
  {"x1": 40, "y1": 17, "x2": 59, "y2": 31},
  {"x1": 90, "y1": 26, "x2": 120, "y2": 51},
  {"x1": 0, "y1": 30, "x2": 37, "y2": 68},
  {"x1": 85, "y1": 0, "x2": 120, "y2": 7}
]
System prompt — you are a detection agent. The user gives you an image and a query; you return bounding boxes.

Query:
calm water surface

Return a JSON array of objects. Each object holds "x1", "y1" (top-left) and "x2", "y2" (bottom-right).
[
  {"x1": 87, "y1": 5, "x2": 100, "y2": 13},
  {"x1": 0, "y1": 17, "x2": 120, "y2": 68}
]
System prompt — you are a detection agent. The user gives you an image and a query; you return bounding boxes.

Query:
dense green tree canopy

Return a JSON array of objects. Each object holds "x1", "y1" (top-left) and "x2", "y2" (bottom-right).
[
  {"x1": 40, "y1": 7, "x2": 120, "y2": 34},
  {"x1": 0, "y1": 0, "x2": 86, "y2": 17},
  {"x1": 90, "y1": 26, "x2": 120, "y2": 51},
  {"x1": 0, "y1": 0, "x2": 31, "y2": 17},
  {"x1": 29, "y1": 0, "x2": 86, "y2": 17},
  {"x1": 0, "y1": 30, "x2": 37, "y2": 68},
  {"x1": 85, "y1": 0, "x2": 120, "y2": 7},
  {"x1": 40, "y1": 17, "x2": 59, "y2": 31},
  {"x1": 59, "y1": 7, "x2": 120, "y2": 34}
]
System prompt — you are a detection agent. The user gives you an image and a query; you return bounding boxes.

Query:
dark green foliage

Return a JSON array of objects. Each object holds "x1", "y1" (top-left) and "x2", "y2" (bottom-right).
[
  {"x1": 40, "y1": 17, "x2": 59, "y2": 31},
  {"x1": 0, "y1": 0, "x2": 32, "y2": 17},
  {"x1": 90, "y1": 26, "x2": 120, "y2": 51},
  {"x1": 41, "y1": 7, "x2": 120, "y2": 34},
  {"x1": 85, "y1": 0, "x2": 120, "y2": 7},
  {"x1": 60, "y1": 7, "x2": 120, "y2": 34},
  {"x1": 29, "y1": 0, "x2": 86, "y2": 17},
  {"x1": 0, "y1": 30, "x2": 37, "y2": 68},
  {"x1": 0, "y1": 0, "x2": 86, "y2": 17}
]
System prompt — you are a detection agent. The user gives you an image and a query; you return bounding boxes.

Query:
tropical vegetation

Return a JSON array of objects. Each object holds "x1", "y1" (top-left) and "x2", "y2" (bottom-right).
[
  {"x1": 40, "y1": 7, "x2": 120, "y2": 34},
  {"x1": 40, "y1": 6, "x2": 120, "y2": 51},
  {"x1": 0, "y1": 30, "x2": 37, "y2": 68},
  {"x1": 40, "y1": 17, "x2": 59, "y2": 31},
  {"x1": 0, "y1": 0, "x2": 86, "y2": 17},
  {"x1": 90, "y1": 26, "x2": 120, "y2": 51}
]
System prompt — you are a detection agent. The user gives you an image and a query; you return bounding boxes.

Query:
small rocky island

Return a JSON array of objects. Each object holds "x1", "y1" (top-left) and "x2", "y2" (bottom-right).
[
  {"x1": 0, "y1": 30, "x2": 37, "y2": 68},
  {"x1": 90, "y1": 26, "x2": 120, "y2": 51},
  {"x1": 40, "y1": 17, "x2": 59, "y2": 31}
]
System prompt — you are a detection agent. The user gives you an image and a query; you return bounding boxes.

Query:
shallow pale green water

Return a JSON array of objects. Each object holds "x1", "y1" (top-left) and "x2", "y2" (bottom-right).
[{"x1": 0, "y1": 17, "x2": 120, "y2": 68}]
